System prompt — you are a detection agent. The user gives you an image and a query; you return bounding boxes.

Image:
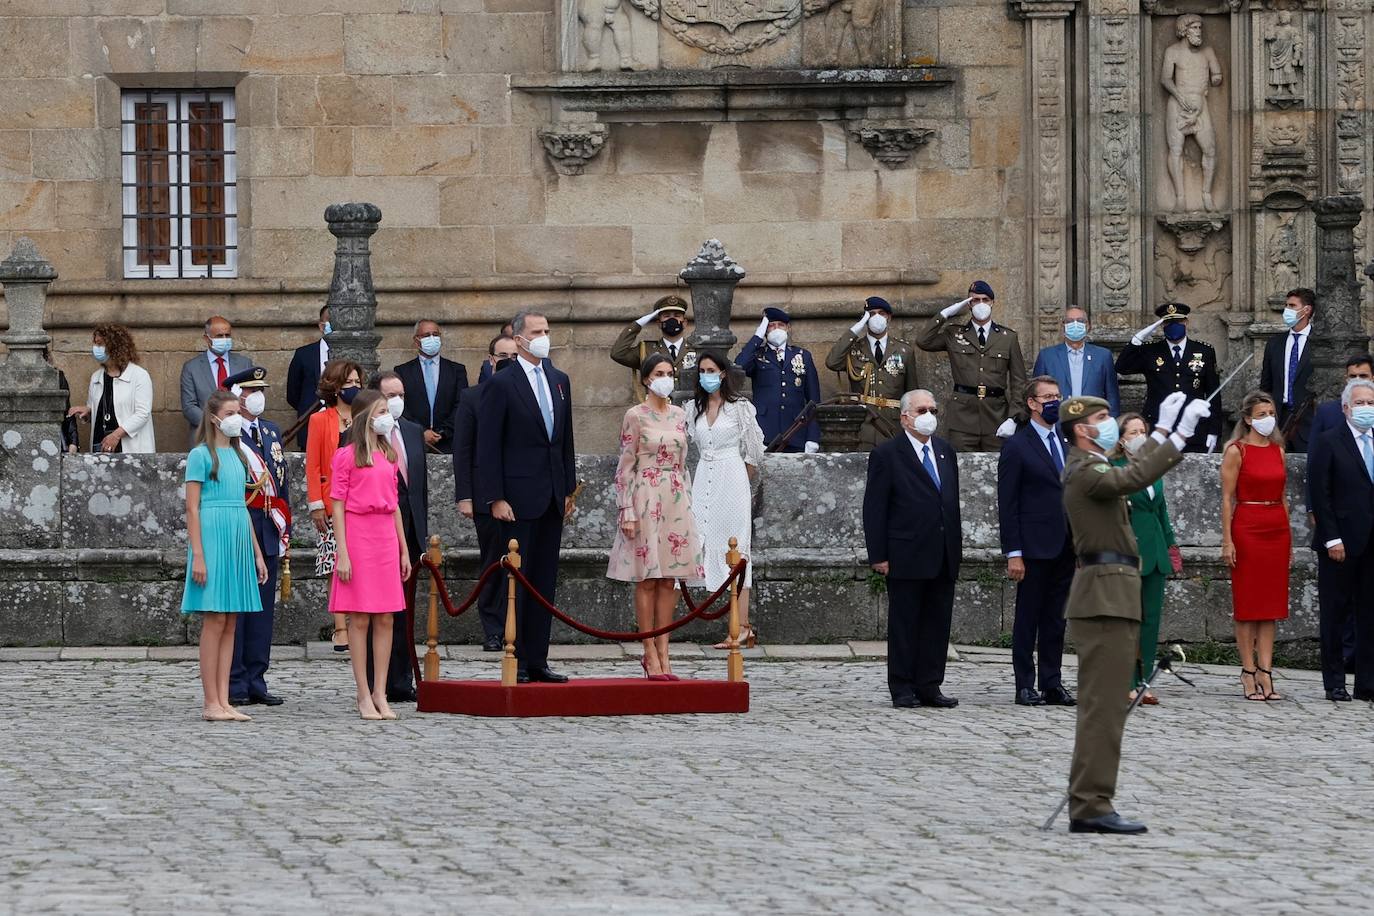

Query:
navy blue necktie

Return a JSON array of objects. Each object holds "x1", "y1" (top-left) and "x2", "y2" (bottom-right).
[
  {"x1": 921, "y1": 445, "x2": 940, "y2": 491},
  {"x1": 1285, "y1": 333, "x2": 1301, "y2": 406},
  {"x1": 1048, "y1": 432, "x2": 1063, "y2": 473}
]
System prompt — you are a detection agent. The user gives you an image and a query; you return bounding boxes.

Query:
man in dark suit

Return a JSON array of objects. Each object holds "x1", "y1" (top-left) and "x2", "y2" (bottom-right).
[
  {"x1": 1115, "y1": 302, "x2": 1222, "y2": 452},
  {"x1": 395, "y1": 318, "x2": 469, "y2": 454},
  {"x1": 454, "y1": 335, "x2": 520, "y2": 651},
  {"x1": 863, "y1": 388, "x2": 962, "y2": 709},
  {"x1": 1259, "y1": 287, "x2": 1316, "y2": 452},
  {"x1": 368, "y1": 370, "x2": 431, "y2": 703},
  {"x1": 476, "y1": 310, "x2": 577, "y2": 684},
  {"x1": 1308, "y1": 377, "x2": 1374, "y2": 702},
  {"x1": 735, "y1": 307, "x2": 821, "y2": 452},
  {"x1": 1031, "y1": 306, "x2": 1120, "y2": 414},
  {"x1": 998, "y1": 376, "x2": 1076, "y2": 707},
  {"x1": 226, "y1": 367, "x2": 291, "y2": 707},
  {"x1": 286, "y1": 305, "x2": 330, "y2": 449}
]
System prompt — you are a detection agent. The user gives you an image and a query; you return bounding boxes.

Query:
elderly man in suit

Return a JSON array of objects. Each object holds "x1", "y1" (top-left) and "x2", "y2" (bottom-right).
[
  {"x1": 1259, "y1": 288, "x2": 1317, "y2": 452},
  {"x1": 180, "y1": 315, "x2": 251, "y2": 444},
  {"x1": 998, "y1": 376, "x2": 1076, "y2": 707},
  {"x1": 286, "y1": 305, "x2": 330, "y2": 450},
  {"x1": 395, "y1": 318, "x2": 469, "y2": 454},
  {"x1": 863, "y1": 388, "x2": 962, "y2": 709},
  {"x1": 735, "y1": 307, "x2": 821, "y2": 452},
  {"x1": 477, "y1": 310, "x2": 577, "y2": 684},
  {"x1": 1032, "y1": 306, "x2": 1120, "y2": 415},
  {"x1": 1309, "y1": 377, "x2": 1374, "y2": 702},
  {"x1": 366, "y1": 370, "x2": 432, "y2": 704}
]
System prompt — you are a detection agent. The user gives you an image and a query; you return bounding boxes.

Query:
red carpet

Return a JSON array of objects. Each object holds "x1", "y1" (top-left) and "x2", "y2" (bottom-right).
[{"x1": 417, "y1": 677, "x2": 750, "y2": 717}]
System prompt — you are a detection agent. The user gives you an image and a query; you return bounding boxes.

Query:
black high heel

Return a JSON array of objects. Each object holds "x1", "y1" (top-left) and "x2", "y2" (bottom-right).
[
  {"x1": 1241, "y1": 668, "x2": 1265, "y2": 701},
  {"x1": 1257, "y1": 667, "x2": 1283, "y2": 701}
]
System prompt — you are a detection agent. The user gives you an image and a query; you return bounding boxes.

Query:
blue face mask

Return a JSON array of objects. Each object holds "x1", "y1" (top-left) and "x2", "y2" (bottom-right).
[
  {"x1": 1090, "y1": 416, "x2": 1120, "y2": 451},
  {"x1": 1064, "y1": 321, "x2": 1087, "y2": 342},
  {"x1": 209, "y1": 337, "x2": 233, "y2": 355},
  {"x1": 1040, "y1": 399, "x2": 1061, "y2": 424},
  {"x1": 339, "y1": 386, "x2": 360, "y2": 405},
  {"x1": 323, "y1": 322, "x2": 333, "y2": 336},
  {"x1": 92, "y1": 345, "x2": 108, "y2": 364},
  {"x1": 419, "y1": 335, "x2": 442, "y2": 357},
  {"x1": 1352, "y1": 405, "x2": 1374, "y2": 430},
  {"x1": 699, "y1": 372, "x2": 722, "y2": 394},
  {"x1": 1281, "y1": 308, "x2": 1301, "y2": 329},
  {"x1": 1162, "y1": 321, "x2": 1187, "y2": 342}
]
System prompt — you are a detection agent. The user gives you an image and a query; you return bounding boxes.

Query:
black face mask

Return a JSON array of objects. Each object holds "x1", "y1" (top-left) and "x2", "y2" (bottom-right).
[
  {"x1": 493, "y1": 356, "x2": 516, "y2": 373},
  {"x1": 660, "y1": 318, "x2": 684, "y2": 338},
  {"x1": 339, "y1": 386, "x2": 361, "y2": 405}
]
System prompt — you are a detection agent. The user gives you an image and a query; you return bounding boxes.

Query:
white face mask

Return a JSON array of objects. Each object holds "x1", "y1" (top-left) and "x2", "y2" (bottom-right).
[
  {"x1": 386, "y1": 395, "x2": 404, "y2": 420},
  {"x1": 243, "y1": 391, "x2": 266, "y2": 417},
  {"x1": 648, "y1": 376, "x2": 675, "y2": 399},
  {"x1": 1123, "y1": 434, "x2": 1148, "y2": 454},
  {"x1": 524, "y1": 335, "x2": 551, "y2": 360},
  {"x1": 766, "y1": 328, "x2": 788, "y2": 348},
  {"x1": 217, "y1": 414, "x2": 244, "y2": 439},
  {"x1": 971, "y1": 302, "x2": 993, "y2": 323},
  {"x1": 867, "y1": 314, "x2": 888, "y2": 335},
  {"x1": 1251, "y1": 415, "x2": 1277, "y2": 437},
  {"x1": 371, "y1": 413, "x2": 396, "y2": 438},
  {"x1": 910, "y1": 412, "x2": 938, "y2": 437}
]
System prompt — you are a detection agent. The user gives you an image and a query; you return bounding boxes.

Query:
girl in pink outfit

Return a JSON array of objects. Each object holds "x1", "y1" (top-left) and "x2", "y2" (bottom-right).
[{"x1": 329, "y1": 390, "x2": 412, "y2": 720}]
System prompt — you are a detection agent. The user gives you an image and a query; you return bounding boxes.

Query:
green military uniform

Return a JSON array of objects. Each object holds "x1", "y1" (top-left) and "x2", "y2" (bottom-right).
[
  {"x1": 824, "y1": 331, "x2": 920, "y2": 449},
  {"x1": 915, "y1": 313, "x2": 1027, "y2": 452},
  {"x1": 1060, "y1": 397, "x2": 1182, "y2": 823},
  {"x1": 610, "y1": 295, "x2": 693, "y2": 398},
  {"x1": 1112, "y1": 457, "x2": 1178, "y2": 690}
]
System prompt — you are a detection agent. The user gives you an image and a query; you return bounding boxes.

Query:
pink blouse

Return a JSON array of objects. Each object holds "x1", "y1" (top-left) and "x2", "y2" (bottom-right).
[{"x1": 330, "y1": 445, "x2": 399, "y2": 515}]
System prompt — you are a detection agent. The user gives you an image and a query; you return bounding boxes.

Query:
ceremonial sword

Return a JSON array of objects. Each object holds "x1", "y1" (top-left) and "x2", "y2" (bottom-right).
[{"x1": 1202, "y1": 352, "x2": 1254, "y2": 453}]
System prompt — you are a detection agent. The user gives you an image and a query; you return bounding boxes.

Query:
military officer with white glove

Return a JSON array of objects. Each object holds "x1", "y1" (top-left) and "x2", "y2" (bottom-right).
[
  {"x1": 825, "y1": 296, "x2": 921, "y2": 450},
  {"x1": 611, "y1": 295, "x2": 693, "y2": 395},
  {"x1": 1114, "y1": 302, "x2": 1222, "y2": 453}
]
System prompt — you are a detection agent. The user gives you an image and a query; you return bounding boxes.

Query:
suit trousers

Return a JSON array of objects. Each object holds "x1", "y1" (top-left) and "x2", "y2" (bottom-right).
[
  {"x1": 1134, "y1": 571, "x2": 1166, "y2": 688},
  {"x1": 500, "y1": 501, "x2": 564, "y2": 672},
  {"x1": 1317, "y1": 546, "x2": 1374, "y2": 694},
  {"x1": 1068, "y1": 615, "x2": 1139, "y2": 820},
  {"x1": 366, "y1": 507, "x2": 421, "y2": 696},
  {"x1": 473, "y1": 512, "x2": 506, "y2": 640},
  {"x1": 886, "y1": 572, "x2": 956, "y2": 700},
  {"x1": 230, "y1": 554, "x2": 278, "y2": 698},
  {"x1": 1011, "y1": 542, "x2": 1073, "y2": 692},
  {"x1": 946, "y1": 429, "x2": 1004, "y2": 453}
]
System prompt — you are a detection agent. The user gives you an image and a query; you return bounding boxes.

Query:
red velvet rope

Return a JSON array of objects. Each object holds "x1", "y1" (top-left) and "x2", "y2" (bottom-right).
[{"x1": 419, "y1": 554, "x2": 505, "y2": 619}]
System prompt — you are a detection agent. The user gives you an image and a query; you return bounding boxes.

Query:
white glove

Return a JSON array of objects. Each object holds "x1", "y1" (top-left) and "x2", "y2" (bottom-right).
[
  {"x1": 1155, "y1": 391, "x2": 1187, "y2": 432},
  {"x1": 940, "y1": 297, "x2": 971, "y2": 320},
  {"x1": 1174, "y1": 398, "x2": 1212, "y2": 440},
  {"x1": 995, "y1": 418, "x2": 1017, "y2": 438},
  {"x1": 803, "y1": 440, "x2": 820, "y2": 454},
  {"x1": 850, "y1": 312, "x2": 869, "y2": 336},
  {"x1": 1130, "y1": 317, "x2": 1166, "y2": 347},
  {"x1": 755, "y1": 316, "x2": 769, "y2": 340},
  {"x1": 636, "y1": 308, "x2": 663, "y2": 328},
  {"x1": 1205, "y1": 434, "x2": 1218, "y2": 453}
]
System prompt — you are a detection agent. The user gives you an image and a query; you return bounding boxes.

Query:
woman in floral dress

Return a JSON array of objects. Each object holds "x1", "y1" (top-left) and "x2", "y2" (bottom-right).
[{"x1": 607, "y1": 353, "x2": 705, "y2": 680}]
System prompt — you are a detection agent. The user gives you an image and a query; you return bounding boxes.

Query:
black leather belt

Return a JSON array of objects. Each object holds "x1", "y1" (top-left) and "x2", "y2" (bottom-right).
[
  {"x1": 953, "y1": 383, "x2": 1005, "y2": 399},
  {"x1": 1079, "y1": 551, "x2": 1139, "y2": 568}
]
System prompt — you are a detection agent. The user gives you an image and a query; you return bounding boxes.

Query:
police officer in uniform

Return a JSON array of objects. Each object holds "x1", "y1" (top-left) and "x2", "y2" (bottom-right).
[
  {"x1": 611, "y1": 294, "x2": 693, "y2": 394},
  {"x1": 1057, "y1": 390, "x2": 1210, "y2": 834},
  {"x1": 825, "y1": 296, "x2": 920, "y2": 450},
  {"x1": 225, "y1": 367, "x2": 291, "y2": 708},
  {"x1": 1114, "y1": 302, "x2": 1222, "y2": 453},
  {"x1": 736, "y1": 307, "x2": 821, "y2": 452},
  {"x1": 915, "y1": 280, "x2": 1027, "y2": 452}
]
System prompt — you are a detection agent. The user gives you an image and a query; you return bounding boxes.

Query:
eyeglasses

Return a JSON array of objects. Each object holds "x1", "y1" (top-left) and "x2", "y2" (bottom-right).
[
  {"x1": 1031, "y1": 395, "x2": 1060, "y2": 403},
  {"x1": 905, "y1": 407, "x2": 939, "y2": 416}
]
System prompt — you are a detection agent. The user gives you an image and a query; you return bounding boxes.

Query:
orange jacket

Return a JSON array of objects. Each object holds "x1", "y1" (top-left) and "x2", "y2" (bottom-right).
[{"x1": 306, "y1": 406, "x2": 342, "y2": 511}]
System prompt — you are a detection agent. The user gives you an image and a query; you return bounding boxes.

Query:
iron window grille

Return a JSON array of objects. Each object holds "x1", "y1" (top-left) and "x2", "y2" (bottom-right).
[{"x1": 120, "y1": 89, "x2": 238, "y2": 279}]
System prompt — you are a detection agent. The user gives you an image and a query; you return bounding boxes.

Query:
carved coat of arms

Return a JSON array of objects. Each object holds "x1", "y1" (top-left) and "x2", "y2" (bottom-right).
[{"x1": 630, "y1": 0, "x2": 841, "y2": 54}]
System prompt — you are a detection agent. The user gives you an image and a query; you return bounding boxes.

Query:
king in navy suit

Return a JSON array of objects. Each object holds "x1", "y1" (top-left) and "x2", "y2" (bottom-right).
[
  {"x1": 1031, "y1": 306, "x2": 1120, "y2": 415},
  {"x1": 997, "y1": 376, "x2": 1076, "y2": 707},
  {"x1": 735, "y1": 307, "x2": 821, "y2": 452},
  {"x1": 226, "y1": 367, "x2": 291, "y2": 707}
]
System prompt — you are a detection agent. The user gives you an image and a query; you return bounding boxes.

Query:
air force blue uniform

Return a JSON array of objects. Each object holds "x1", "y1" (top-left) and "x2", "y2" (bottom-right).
[{"x1": 736, "y1": 332, "x2": 821, "y2": 451}]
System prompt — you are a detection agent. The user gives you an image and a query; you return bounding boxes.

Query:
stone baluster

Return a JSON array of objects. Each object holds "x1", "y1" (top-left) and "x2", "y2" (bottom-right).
[
  {"x1": 323, "y1": 203, "x2": 384, "y2": 381},
  {"x1": 677, "y1": 239, "x2": 745, "y2": 397}
]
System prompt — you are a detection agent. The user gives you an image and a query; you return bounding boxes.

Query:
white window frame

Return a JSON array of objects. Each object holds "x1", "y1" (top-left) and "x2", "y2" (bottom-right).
[{"x1": 120, "y1": 89, "x2": 238, "y2": 279}]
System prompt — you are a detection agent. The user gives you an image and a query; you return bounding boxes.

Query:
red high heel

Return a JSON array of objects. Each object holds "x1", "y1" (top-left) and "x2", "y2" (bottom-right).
[{"x1": 640, "y1": 657, "x2": 670, "y2": 682}]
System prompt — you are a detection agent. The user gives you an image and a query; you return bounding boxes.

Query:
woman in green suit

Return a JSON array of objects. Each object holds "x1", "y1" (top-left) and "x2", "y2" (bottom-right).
[{"x1": 1110, "y1": 414, "x2": 1182, "y2": 704}]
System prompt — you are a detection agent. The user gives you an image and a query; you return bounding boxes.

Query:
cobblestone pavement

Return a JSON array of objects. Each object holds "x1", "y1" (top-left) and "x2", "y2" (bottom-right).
[{"x1": 2, "y1": 653, "x2": 1372, "y2": 915}]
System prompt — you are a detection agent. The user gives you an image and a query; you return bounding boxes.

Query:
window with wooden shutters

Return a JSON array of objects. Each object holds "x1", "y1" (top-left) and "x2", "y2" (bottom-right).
[{"x1": 120, "y1": 90, "x2": 238, "y2": 278}]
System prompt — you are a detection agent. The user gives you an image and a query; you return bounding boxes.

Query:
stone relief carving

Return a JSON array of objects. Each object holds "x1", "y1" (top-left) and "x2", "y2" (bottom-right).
[
  {"x1": 1091, "y1": 6, "x2": 1140, "y2": 318},
  {"x1": 847, "y1": 122, "x2": 934, "y2": 166},
  {"x1": 579, "y1": 0, "x2": 640, "y2": 71},
  {"x1": 625, "y1": 0, "x2": 843, "y2": 56},
  {"x1": 538, "y1": 123, "x2": 609, "y2": 175},
  {"x1": 1263, "y1": 11, "x2": 1304, "y2": 108},
  {"x1": 1250, "y1": 116, "x2": 1316, "y2": 210},
  {"x1": 1154, "y1": 236, "x2": 1231, "y2": 310},
  {"x1": 824, "y1": 0, "x2": 889, "y2": 65},
  {"x1": 1267, "y1": 214, "x2": 1301, "y2": 295},
  {"x1": 1160, "y1": 14, "x2": 1224, "y2": 212}
]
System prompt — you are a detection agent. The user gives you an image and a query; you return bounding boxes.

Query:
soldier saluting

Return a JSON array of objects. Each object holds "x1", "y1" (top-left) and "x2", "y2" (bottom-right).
[
  {"x1": 825, "y1": 296, "x2": 920, "y2": 450},
  {"x1": 1114, "y1": 302, "x2": 1222, "y2": 453}
]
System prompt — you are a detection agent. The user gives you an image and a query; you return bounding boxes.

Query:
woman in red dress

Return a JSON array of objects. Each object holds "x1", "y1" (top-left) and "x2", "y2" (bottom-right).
[{"x1": 1220, "y1": 390, "x2": 1291, "y2": 701}]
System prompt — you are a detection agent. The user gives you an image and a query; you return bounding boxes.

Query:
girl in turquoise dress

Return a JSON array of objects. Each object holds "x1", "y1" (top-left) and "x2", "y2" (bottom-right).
[{"x1": 183, "y1": 389, "x2": 268, "y2": 722}]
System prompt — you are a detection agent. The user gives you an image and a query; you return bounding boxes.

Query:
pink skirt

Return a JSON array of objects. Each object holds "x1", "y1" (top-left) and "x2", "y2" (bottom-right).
[{"x1": 329, "y1": 510, "x2": 405, "y2": 614}]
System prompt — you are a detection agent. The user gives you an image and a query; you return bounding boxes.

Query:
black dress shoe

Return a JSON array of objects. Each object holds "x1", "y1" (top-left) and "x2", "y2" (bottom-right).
[
  {"x1": 228, "y1": 696, "x2": 249, "y2": 706},
  {"x1": 526, "y1": 666, "x2": 569, "y2": 684},
  {"x1": 248, "y1": 693, "x2": 284, "y2": 707},
  {"x1": 387, "y1": 689, "x2": 418, "y2": 703},
  {"x1": 1015, "y1": 688, "x2": 1045, "y2": 706},
  {"x1": 1041, "y1": 686, "x2": 1077, "y2": 707},
  {"x1": 516, "y1": 671, "x2": 530, "y2": 684},
  {"x1": 1069, "y1": 812, "x2": 1147, "y2": 835},
  {"x1": 1354, "y1": 690, "x2": 1374, "y2": 702},
  {"x1": 892, "y1": 695, "x2": 917, "y2": 709},
  {"x1": 482, "y1": 635, "x2": 502, "y2": 652},
  {"x1": 1327, "y1": 686, "x2": 1353, "y2": 702},
  {"x1": 916, "y1": 693, "x2": 958, "y2": 709}
]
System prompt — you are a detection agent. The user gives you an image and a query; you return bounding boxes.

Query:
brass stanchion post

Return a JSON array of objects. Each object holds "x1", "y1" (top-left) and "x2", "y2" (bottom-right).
[
  {"x1": 501, "y1": 539, "x2": 521, "y2": 687},
  {"x1": 423, "y1": 535, "x2": 441, "y2": 683},
  {"x1": 726, "y1": 537, "x2": 743, "y2": 683}
]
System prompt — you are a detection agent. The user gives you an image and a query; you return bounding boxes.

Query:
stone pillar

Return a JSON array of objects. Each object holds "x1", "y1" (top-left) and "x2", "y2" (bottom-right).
[
  {"x1": 323, "y1": 203, "x2": 383, "y2": 381},
  {"x1": 0, "y1": 237, "x2": 65, "y2": 550},
  {"x1": 678, "y1": 239, "x2": 745, "y2": 396},
  {"x1": 1011, "y1": 0, "x2": 1079, "y2": 349},
  {"x1": 1311, "y1": 195, "x2": 1369, "y2": 402}
]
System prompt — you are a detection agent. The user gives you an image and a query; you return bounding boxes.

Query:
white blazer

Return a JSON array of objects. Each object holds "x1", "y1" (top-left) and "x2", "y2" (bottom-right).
[{"x1": 86, "y1": 362, "x2": 156, "y2": 453}]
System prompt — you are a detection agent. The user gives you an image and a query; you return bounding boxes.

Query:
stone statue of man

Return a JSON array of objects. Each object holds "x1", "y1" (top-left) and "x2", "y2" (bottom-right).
[
  {"x1": 1161, "y1": 14, "x2": 1224, "y2": 211},
  {"x1": 1265, "y1": 11, "x2": 1303, "y2": 97},
  {"x1": 579, "y1": 0, "x2": 637, "y2": 72}
]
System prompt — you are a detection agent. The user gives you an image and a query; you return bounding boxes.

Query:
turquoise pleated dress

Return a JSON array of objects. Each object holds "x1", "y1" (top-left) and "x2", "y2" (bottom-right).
[{"x1": 181, "y1": 445, "x2": 263, "y2": 615}]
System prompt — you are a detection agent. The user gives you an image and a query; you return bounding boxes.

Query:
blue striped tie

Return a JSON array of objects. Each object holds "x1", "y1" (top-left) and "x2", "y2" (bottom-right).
[{"x1": 534, "y1": 366, "x2": 554, "y2": 439}]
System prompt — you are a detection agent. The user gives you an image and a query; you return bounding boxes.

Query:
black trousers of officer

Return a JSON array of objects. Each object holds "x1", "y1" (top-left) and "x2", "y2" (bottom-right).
[
  {"x1": 1011, "y1": 540, "x2": 1074, "y2": 692},
  {"x1": 473, "y1": 511, "x2": 506, "y2": 640},
  {"x1": 366, "y1": 500, "x2": 419, "y2": 698},
  {"x1": 886, "y1": 556, "x2": 956, "y2": 700},
  {"x1": 1317, "y1": 546, "x2": 1374, "y2": 695},
  {"x1": 230, "y1": 553, "x2": 278, "y2": 699}
]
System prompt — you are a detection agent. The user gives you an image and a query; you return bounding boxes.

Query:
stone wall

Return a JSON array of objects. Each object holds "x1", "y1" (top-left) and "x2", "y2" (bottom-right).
[{"x1": 0, "y1": 439, "x2": 1320, "y2": 647}]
